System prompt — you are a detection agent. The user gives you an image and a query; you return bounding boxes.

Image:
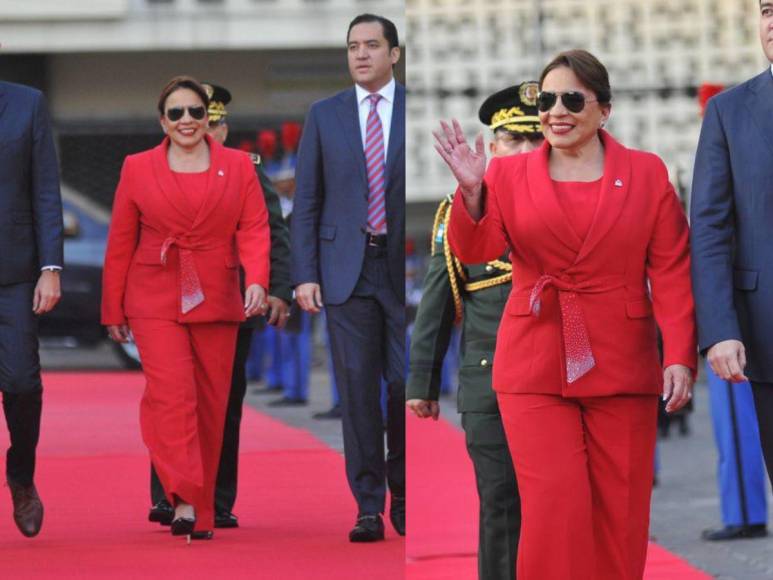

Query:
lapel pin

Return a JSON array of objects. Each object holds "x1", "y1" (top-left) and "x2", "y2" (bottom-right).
[
  {"x1": 614, "y1": 179, "x2": 623, "y2": 187},
  {"x1": 218, "y1": 170, "x2": 225, "y2": 177}
]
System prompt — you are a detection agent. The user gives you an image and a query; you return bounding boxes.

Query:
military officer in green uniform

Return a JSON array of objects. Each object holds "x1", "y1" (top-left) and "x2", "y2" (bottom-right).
[
  {"x1": 149, "y1": 82, "x2": 293, "y2": 528},
  {"x1": 407, "y1": 82, "x2": 543, "y2": 580}
]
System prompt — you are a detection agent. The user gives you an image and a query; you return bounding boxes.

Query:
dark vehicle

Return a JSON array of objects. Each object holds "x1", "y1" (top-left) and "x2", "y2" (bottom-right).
[{"x1": 38, "y1": 189, "x2": 141, "y2": 369}]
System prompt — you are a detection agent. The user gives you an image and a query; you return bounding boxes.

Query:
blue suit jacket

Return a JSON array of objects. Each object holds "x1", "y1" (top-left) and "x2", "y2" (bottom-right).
[
  {"x1": 291, "y1": 82, "x2": 405, "y2": 306},
  {"x1": 691, "y1": 69, "x2": 773, "y2": 381},
  {"x1": 0, "y1": 81, "x2": 63, "y2": 284}
]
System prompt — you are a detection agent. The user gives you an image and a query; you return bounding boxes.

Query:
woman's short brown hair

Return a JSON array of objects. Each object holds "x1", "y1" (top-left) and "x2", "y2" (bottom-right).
[
  {"x1": 539, "y1": 49, "x2": 612, "y2": 106},
  {"x1": 157, "y1": 75, "x2": 210, "y2": 116}
]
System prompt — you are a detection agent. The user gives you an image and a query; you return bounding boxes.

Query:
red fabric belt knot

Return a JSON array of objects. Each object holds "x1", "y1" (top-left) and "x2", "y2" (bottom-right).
[
  {"x1": 528, "y1": 273, "x2": 603, "y2": 384},
  {"x1": 160, "y1": 235, "x2": 205, "y2": 314}
]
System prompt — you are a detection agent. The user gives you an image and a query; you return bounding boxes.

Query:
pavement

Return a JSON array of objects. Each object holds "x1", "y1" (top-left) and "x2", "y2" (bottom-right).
[
  {"x1": 41, "y1": 344, "x2": 773, "y2": 579},
  {"x1": 648, "y1": 377, "x2": 773, "y2": 579}
]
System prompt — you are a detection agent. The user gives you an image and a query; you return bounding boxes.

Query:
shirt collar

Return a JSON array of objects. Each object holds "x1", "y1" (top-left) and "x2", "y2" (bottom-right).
[{"x1": 355, "y1": 77, "x2": 396, "y2": 106}]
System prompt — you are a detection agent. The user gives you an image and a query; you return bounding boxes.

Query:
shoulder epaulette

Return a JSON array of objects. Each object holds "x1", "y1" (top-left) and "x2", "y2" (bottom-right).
[
  {"x1": 431, "y1": 195, "x2": 464, "y2": 324},
  {"x1": 430, "y1": 198, "x2": 450, "y2": 255},
  {"x1": 249, "y1": 152, "x2": 262, "y2": 166}
]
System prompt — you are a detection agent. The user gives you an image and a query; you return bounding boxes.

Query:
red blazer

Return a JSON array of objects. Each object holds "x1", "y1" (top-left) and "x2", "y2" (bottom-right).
[
  {"x1": 101, "y1": 135, "x2": 270, "y2": 325},
  {"x1": 449, "y1": 131, "x2": 697, "y2": 397}
]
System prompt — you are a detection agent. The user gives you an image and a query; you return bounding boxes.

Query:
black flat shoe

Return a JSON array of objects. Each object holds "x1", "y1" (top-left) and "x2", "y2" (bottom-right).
[
  {"x1": 312, "y1": 405, "x2": 342, "y2": 420},
  {"x1": 170, "y1": 517, "x2": 196, "y2": 537},
  {"x1": 349, "y1": 514, "x2": 385, "y2": 543},
  {"x1": 190, "y1": 530, "x2": 214, "y2": 540},
  {"x1": 701, "y1": 524, "x2": 768, "y2": 541},
  {"x1": 148, "y1": 500, "x2": 174, "y2": 526},
  {"x1": 251, "y1": 386, "x2": 283, "y2": 395},
  {"x1": 267, "y1": 397, "x2": 307, "y2": 407},
  {"x1": 215, "y1": 511, "x2": 238, "y2": 529}
]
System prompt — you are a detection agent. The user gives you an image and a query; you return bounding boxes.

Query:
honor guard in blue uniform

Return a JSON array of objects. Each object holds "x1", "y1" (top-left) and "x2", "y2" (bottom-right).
[
  {"x1": 149, "y1": 83, "x2": 292, "y2": 528},
  {"x1": 264, "y1": 155, "x2": 313, "y2": 407},
  {"x1": 407, "y1": 82, "x2": 544, "y2": 580},
  {"x1": 702, "y1": 359, "x2": 768, "y2": 540}
]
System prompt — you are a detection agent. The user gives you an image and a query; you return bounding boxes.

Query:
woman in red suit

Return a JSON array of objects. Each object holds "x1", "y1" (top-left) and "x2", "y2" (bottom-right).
[
  {"x1": 434, "y1": 50, "x2": 697, "y2": 579},
  {"x1": 102, "y1": 76, "x2": 270, "y2": 540}
]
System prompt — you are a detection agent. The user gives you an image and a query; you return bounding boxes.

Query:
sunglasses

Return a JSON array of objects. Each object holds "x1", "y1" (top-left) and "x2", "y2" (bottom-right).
[
  {"x1": 537, "y1": 91, "x2": 597, "y2": 113},
  {"x1": 165, "y1": 106, "x2": 207, "y2": 122}
]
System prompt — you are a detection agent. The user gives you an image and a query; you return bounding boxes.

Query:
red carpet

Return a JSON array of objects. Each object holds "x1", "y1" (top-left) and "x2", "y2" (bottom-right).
[
  {"x1": 0, "y1": 372, "x2": 403, "y2": 579},
  {"x1": 406, "y1": 413, "x2": 712, "y2": 579}
]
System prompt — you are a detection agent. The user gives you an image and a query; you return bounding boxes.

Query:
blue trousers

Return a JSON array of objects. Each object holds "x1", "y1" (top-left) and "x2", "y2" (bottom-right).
[
  {"x1": 329, "y1": 348, "x2": 340, "y2": 406},
  {"x1": 264, "y1": 326, "x2": 284, "y2": 390},
  {"x1": 245, "y1": 325, "x2": 276, "y2": 383},
  {"x1": 280, "y1": 312, "x2": 312, "y2": 401},
  {"x1": 707, "y1": 361, "x2": 768, "y2": 526}
]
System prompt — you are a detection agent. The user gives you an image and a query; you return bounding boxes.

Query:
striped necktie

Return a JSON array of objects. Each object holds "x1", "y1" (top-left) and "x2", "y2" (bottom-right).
[{"x1": 365, "y1": 93, "x2": 387, "y2": 233}]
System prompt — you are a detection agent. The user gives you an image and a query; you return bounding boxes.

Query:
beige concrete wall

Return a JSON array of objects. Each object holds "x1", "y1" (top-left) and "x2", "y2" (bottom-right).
[
  {"x1": 0, "y1": 0, "x2": 404, "y2": 52},
  {"x1": 47, "y1": 49, "x2": 351, "y2": 120},
  {"x1": 406, "y1": 0, "x2": 767, "y2": 203},
  {"x1": 0, "y1": 0, "x2": 128, "y2": 20}
]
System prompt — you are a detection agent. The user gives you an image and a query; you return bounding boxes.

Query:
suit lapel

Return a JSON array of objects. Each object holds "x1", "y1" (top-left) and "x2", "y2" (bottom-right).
[
  {"x1": 575, "y1": 131, "x2": 631, "y2": 264},
  {"x1": 191, "y1": 135, "x2": 229, "y2": 229},
  {"x1": 336, "y1": 88, "x2": 369, "y2": 196},
  {"x1": 745, "y1": 70, "x2": 773, "y2": 159},
  {"x1": 385, "y1": 83, "x2": 405, "y2": 181},
  {"x1": 151, "y1": 138, "x2": 195, "y2": 223},
  {"x1": 526, "y1": 142, "x2": 583, "y2": 253}
]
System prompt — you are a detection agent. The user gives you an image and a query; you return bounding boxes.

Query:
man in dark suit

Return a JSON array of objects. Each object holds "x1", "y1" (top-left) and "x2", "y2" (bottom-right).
[
  {"x1": 0, "y1": 81, "x2": 64, "y2": 537},
  {"x1": 292, "y1": 13, "x2": 405, "y2": 542},
  {"x1": 691, "y1": 2, "x2": 773, "y2": 492},
  {"x1": 147, "y1": 82, "x2": 293, "y2": 528}
]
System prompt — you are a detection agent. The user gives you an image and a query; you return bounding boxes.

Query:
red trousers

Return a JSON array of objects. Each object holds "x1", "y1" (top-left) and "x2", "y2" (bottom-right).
[
  {"x1": 130, "y1": 318, "x2": 238, "y2": 532},
  {"x1": 497, "y1": 393, "x2": 658, "y2": 580}
]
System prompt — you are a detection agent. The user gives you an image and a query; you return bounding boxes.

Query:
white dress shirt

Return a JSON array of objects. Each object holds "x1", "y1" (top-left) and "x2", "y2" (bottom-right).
[{"x1": 355, "y1": 77, "x2": 395, "y2": 158}]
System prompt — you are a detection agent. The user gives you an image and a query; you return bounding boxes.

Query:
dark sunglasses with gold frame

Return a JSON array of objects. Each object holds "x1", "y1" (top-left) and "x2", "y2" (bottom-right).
[
  {"x1": 165, "y1": 106, "x2": 207, "y2": 122},
  {"x1": 537, "y1": 91, "x2": 597, "y2": 113}
]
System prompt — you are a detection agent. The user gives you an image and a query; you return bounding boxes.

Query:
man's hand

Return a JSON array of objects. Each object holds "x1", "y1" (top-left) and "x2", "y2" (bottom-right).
[
  {"x1": 296, "y1": 282, "x2": 323, "y2": 314},
  {"x1": 707, "y1": 339, "x2": 748, "y2": 383},
  {"x1": 266, "y1": 295, "x2": 290, "y2": 328},
  {"x1": 407, "y1": 399, "x2": 440, "y2": 421},
  {"x1": 244, "y1": 284, "x2": 268, "y2": 318},
  {"x1": 663, "y1": 364, "x2": 694, "y2": 413},
  {"x1": 107, "y1": 324, "x2": 131, "y2": 343},
  {"x1": 33, "y1": 270, "x2": 61, "y2": 314}
]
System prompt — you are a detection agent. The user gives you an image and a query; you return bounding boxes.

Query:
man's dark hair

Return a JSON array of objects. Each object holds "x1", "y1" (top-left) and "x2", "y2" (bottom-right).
[
  {"x1": 539, "y1": 49, "x2": 612, "y2": 106},
  {"x1": 347, "y1": 14, "x2": 399, "y2": 50},
  {"x1": 157, "y1": 75, "x2": 210, "y2": 116}
]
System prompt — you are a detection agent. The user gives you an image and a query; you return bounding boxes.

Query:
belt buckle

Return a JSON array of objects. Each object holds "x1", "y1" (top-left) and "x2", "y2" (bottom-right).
[{"x1": 366, "y1": 233, "x2": 382, "y2": 247}]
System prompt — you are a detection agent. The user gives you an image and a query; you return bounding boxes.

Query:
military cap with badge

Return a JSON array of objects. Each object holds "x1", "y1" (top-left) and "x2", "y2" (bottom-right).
[
  {"x1": 201, "y1": 82, "x2": 232, "y2": 126},
  {"x1": 477, "y1": 80, "x2": 542, "y2": 138},
  {"x1": 201, "y1": 82, "x2": 263, "y2": 167}
]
